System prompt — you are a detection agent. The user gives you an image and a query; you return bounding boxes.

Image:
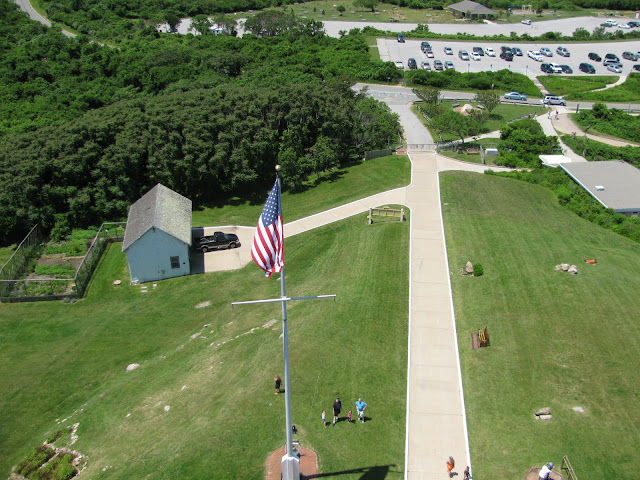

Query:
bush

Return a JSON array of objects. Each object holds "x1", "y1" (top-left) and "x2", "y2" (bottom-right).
[
  {"x1": 16, "y1": 445, "x2": 55, "y2": 476},
  {"x1": 473, "y1": 264, "x2": 483, "y2": 276}
]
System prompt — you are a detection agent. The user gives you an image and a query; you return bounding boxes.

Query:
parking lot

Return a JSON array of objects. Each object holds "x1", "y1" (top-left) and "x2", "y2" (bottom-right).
[{"x1": 379, "y1": 38, "x2": 640, "y2": 76}]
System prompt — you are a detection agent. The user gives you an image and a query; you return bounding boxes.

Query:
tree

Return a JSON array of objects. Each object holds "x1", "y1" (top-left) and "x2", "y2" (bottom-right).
[
  {"x1": 353, "y1": 0, "x2": 379, "y2": 12},
  {"x1": 429, "y1": 111, "x2": 472, "y2": 145},
  {"x1": 473, "y1": 91, "x2": 500, "y2": 114},
  {"x1": 413, "y1": 86, "x2": 440, "y2": 105},
  {"x1": 243, "y1": 10, "x2": 297, "y2": 37}
]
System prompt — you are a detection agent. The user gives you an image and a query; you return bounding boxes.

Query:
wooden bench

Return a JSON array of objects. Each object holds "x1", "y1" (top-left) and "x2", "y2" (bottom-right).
[{"x1": 466, "y1": 148, "x2": 479, "y2": 155}]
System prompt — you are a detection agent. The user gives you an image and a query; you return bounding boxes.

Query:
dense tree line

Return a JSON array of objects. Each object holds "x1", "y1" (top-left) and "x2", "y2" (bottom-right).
[
  {"x1": 0, "y1": 1, "x2": 400, "y2": 243},
  {"x1": 497, "y1": 118, "x2": 558, "y2": 167}
]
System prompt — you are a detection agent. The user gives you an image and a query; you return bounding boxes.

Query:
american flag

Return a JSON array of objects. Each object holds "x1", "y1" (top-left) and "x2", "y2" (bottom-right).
[{"x1": 251, "y1": 179, "x2": 284, "y2": 278}]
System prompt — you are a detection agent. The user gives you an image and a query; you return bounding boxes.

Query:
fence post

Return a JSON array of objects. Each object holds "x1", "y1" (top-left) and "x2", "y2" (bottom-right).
[
  {"x1": 368, "y1": 208, "x2": 372, "y2": 224},
  {"x1": 400, "y1": 208, "x2": 405, "y2": 222}
]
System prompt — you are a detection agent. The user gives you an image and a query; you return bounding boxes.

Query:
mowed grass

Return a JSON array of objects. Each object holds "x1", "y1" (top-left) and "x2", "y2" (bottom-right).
[
  {"x1": 441, "y1": 171, "x2": 640, "y2": 480},
  {"x1": 538, "y1": 73, "x2": 640, "y2": 103},
  {"x1": 0, "y1": 214, "x2": 408, "y2": 478},
  {"x1": 192, "y1": 155, "x2": 410, "y2": 227}
]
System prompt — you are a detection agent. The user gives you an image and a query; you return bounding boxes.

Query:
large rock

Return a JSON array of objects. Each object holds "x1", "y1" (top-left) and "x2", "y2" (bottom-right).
[
  {"x1": 465, "y1": 261, "x2": 474, "y2": 274},
  {"x1": 535, "y1": 407, "x2": 551, "y2": 416},
  {"x1": 126, "y1": 363, "x2": 140, "y2": 372},
  {"x1": 536, "y1": 414, "x2": 553, "y2": 421},
  {"x1": 568, "y1": 265, "x2": 578, "y2": 275}
]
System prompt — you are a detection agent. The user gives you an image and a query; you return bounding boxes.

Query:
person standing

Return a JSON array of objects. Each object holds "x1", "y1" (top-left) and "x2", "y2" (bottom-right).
[
  {"x1": 355, "y1": 398, "x2": 367, "y2": 423},
  {"x1": 332, "y1": 397, "x2": 342, "y2": 426},
  {"x1": 539, "y1": 462, "x2": 554, "y2": 480},
  {"x1": 274, "y1": 375, "x2": 281, "y2": 395},
  {"x1": 555, "y1": 110, "x2": 559, "y2": 120},
  {"x1": 321, "y1": 409, "x2": 326, "y2": 428},
  {"x1": 347, "y1": 410, "x2": 352, "y2": 423}
]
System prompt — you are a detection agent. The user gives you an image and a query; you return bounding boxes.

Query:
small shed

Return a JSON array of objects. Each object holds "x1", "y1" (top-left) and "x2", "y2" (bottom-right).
[
  {"x1": 447, "y1": 0, "x2": 497, "y2": 18},
  {"x1": 122, "y1": 184, "x2": 192, "y2": 284}
]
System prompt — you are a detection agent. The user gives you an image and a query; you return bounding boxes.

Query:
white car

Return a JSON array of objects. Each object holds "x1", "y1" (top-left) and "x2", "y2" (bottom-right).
[
  {"x1": 485, "y1": 47, "x2": 496, "y2": 57},
  {"x1": 395, "y1": 60, "x2": 404, "y2": 69},
  {"x1": 421, "y1": 61, "x2": 431, "y2": 70},
  {"x1": 619, "y1": 23, "x2": 631, "y2": 29},
  {"x1": 471, "y1": 52, "x2": 481, "y2": 61},
  {"x1": 528, "y1": 50, "x2": 544, "y2": 62},
  {"x1": 426, "y1": 50, "x2": 434, "y2": 58},
  {"x1": 607, "y1": 64, "x2": 623, "y2": 73},
  {"x1": 549, "y1": 63, "x2": 563, "y2": 74},
  {"x1": 521, "y1": 19, "x2": 531, "y2": 25}
]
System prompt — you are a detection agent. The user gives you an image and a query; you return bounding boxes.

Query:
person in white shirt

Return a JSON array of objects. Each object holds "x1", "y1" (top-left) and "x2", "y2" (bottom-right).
[{"x1": 539, "y1": 462, "x2": 554, "y2": 480}]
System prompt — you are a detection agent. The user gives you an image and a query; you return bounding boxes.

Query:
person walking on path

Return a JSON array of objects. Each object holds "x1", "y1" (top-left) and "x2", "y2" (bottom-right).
[
  {"x1": 555, "y1": 110, "x2": 559, "y2": 120},
  {"x1": 539, "y1": 462, "x2": 554, "y2": 480},
  {"x1": 447, "y1": 456, "x2": 455, "y2": 478},
  {"x1": 463, "y1": 465, "x2": 470, "y2": 480},
  {"x1": 321, "y1": 409, "x2": 327, "y2": 428},
  {"x1": 274, "y1": 375, "x2": 281, "y2": 395},
  {"x1": 547, "y1": 110, "x2": 551, "y2": 119},
  {"x1": 332, "y1": 397, "x2": 342, "y2": 426},
  {"x1": 355, "y1": 398, "x2": 367, "y2": 423}
]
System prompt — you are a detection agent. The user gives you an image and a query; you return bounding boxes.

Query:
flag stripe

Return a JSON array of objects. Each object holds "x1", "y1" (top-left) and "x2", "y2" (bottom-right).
[{"x1": 251, "y1": 179, "x2": 284, "y2": 278}]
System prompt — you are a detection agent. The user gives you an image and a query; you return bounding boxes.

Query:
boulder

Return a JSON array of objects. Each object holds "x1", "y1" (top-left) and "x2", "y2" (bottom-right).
[
  {"x1": 561, "y1": 263, "x2": 570, "y2": 271},
  {"x1": 126, "y1": 363, "x2": 140, "y2": 372},
  {"x1": 554, "y1": 264, "x2": 563, "y2": 271},
  {"x1": 535, "y1": 407, "x2": 551, "y2": 416},
  {"x1": 536, "y1": 414, "x2": 553, "y2": 421},
  {"x1": 465, "y1": 261, "x2": 474, "y2": 274},
  {"x1": 568, "y1": 265, "x2": 578, "y2": 275}
]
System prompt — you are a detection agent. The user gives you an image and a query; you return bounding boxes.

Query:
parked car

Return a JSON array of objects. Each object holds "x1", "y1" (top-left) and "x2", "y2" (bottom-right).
[
  {"x1": 394, "y1": 60, "x2": 404, "y2": 69},
  {"x1": 408, "y1": 58, "x2": 417, "y2": 69},
  {"x1": 603, "y1": 59, "x2": 622, "y2": 68},
  {"x1": 421, "y1": 61, "x2": 431, "y2": 70},
  {"x1": 471, "y1": 52, "x2": 481, "y2": 61},
  {"x1": 601, "y1": 22, "x2": 613, "y2": 27},
  {"x1": 445, "y1": 60, "x2": 455, "y2": 69},
  {"x1": 622, "y1": 51, "x2": 639, "y2": 61},
  {"x1": 556, "y1": 46, "x2": 570, "y2": 57},
  {"x1": 549, "y1": 63, "x2": 563, "y2": 74},
  {"x1": 512, "y1": 47, "x2": 523, "y2": 56},
  {"x1": 444, "y1": 46, "x2": 453, "y2": 55},
  {"x1": 500, "y1": 50, "x2": 513, "y2": 61},
  {"x1": 607, "y1": 64, "x2": 623, "y2": 73},
  {"x1": 504, "y1": 91, "x2": 527, "y2": 101},
  {"x1": 588, "y1": 52, "x2": 602, "y2": 61},
  {"x1": 633, "y1": 64, "x2": 640, "y2": 72},
  {"x1": 397, "y1": 33, "x2": 405, "y2": 42},
  {"x1": 521, "y1": 19, "x2": 532, "y2": 25},
  {"x1": 485, "y1": 47, "x2": 496, "y2": 57},
  {"x1": 603, "y1": 19, "x2": 617, "y2": 27},
  {"x1": 472, "y1": 46, "x2": 485, "y2": 56},
  {"x1": 619, "y1": 23, "x2": 631, "y2": 29},
  {"x1": 458, "y1": 50, "x2": 470, "y2": 60},
  {"x1": 543, "y1": 95, "x2": 566, "y2": 106},
  {"x1": 420, "y1": 41, "x2": 431, "y2": 52},
  {"x1": 605, "y1": 53, "x2": 620, "y2": 62},
  {"x1": 628, "y1": 21, "x2": 640, "y2": 27},
  {"x1": 560, "y1": 65, "x2": 573, "y2": 74},
  {"x1": 541, "y1": 63, "x2": 553, "y2": 73},
  {"x1": 540, "y1": 47, "x2": 553, "y2": 57},
  {"x1": 501, "y1": 46, "x2": 512, "y2": 54},
  {"x1": 425, "y1": 50, "x2": 434, "y2": 58},
  {"x1": 528, "y1": 50, "x2": 543, "y2": 61},
  {"x1": 579, "y1": 62, "x2": 596, "y2": 73},
  {"x1": 434, "y1": 60, "x2": 444, "y2": 71},
  {"x1": 195, "y1": 232, "x2": 241, "y2": 252}
]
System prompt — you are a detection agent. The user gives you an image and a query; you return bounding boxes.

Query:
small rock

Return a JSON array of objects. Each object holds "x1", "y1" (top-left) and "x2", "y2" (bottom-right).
[
  {"x1": 554, "y1": 264, "x2": 563, "y2": 271},
  {"x1": 113, "y1": 280, "x2": 121, "y2": 285},
  {"x1": 164, "y1": 405, "x2": 170, "y2": 412},
  {"x1": 126, "y1": 363, "x2": 140, "y2": 372},
  {"x1": 561, "y1": 263, "x2": 570, "y2": 271},
  {"x1": 262, "y1": 319, "x2": 277, "y2": 329},
  {"x1": 535, "y1": 407, "x2": 551, "y2": 416},
  {"x1": 537, "y1": 414, "x2": 553, "y2": 421},
  {"x1": 568, "y1": 265, "x2": 578, "y2": 275},
  {"x1": 573, "y1": 406, "x2": 585, "y2": 413},
  {"x1": 126, "y1": 413, "x2": 131, "y2": 418},
  {"x1": 190, "y1": 332, "x2": 201, "y2": 340},
  {"x1": 203, "y1": 324, "x2": 210, "y2": 328},
  {"x1": 181, "y1": 385, "x2": 187, "y2": 391},
  {"x1": 154, "y1": 401, "x2": 162, "y2": 408},
  {"x1": 176, "y1": 345, "x2": 184, "y2": 351},
  {"x1": 195, "y1": 301, "x2": 211, "y2": 309}
]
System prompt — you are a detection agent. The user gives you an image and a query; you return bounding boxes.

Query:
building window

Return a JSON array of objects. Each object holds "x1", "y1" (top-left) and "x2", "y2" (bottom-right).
[{"x1": 170, "y1": 256, "x2": 180, "y2": 269}]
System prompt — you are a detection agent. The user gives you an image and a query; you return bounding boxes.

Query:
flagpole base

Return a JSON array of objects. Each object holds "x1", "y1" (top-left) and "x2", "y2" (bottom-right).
[{"x1": 281, "y1": 454, "x2": 300, "y2": 480}]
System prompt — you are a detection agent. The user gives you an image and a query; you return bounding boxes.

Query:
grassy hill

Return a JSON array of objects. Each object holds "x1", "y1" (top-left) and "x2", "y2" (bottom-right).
[
  {"x1": 442, "y1": 171, "x2": 640, "y2": 480},
  {"x1": 0, "y1": 214, "x2": 408, "y2": 478}
]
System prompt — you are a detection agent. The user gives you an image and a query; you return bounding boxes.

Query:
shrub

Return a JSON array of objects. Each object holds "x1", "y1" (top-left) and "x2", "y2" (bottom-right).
[
  {"x1": 473, "y1": 264, "x2": 483, "y2": 276},
  {"x1": 16, "y1": 445, "x2": 55, "y2": 476}
]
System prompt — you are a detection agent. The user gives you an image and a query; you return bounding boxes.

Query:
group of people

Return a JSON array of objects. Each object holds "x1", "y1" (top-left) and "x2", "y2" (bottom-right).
[{"x1": 321, "y1": 396, "x2": 367, "y2": 427}]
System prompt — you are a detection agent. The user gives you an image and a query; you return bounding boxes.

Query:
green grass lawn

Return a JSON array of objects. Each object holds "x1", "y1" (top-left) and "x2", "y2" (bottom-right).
[
  {"x1": 192, "y1": 154, "x2": 410, "y2": 227},
  {"x1": 541, "y1": 73, "x2": 640, "y2": 103},
  {"x1": 0, "y1": 214, "x2": 408, "y2": 478},
  {"x1": 437, "y1": 137, "x2": 500, "y2": 164},
  {"x1": 0, "y1": 244, "x2": 16, "y2": 267},
  {"x1": 441, "y1": 171, "x2": 640, "y2": 480}
]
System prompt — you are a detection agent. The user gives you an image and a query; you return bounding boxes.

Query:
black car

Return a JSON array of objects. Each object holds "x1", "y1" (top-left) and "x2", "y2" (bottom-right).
[
  {"x1": 408, "y1": 57, "x2": 417, "y2": 69},
  {"x1": 633, "y1": 64, "x2": 640, "y2": 72},
  {"x1": 472, "y1": 46, "x2": 484, "y2": 56},
  {"x1": 628, "y1": 21, "x2": 640, "y2": 27},
  {"x1": 560, "y1": 65, "x2": 573, "y2": 74},
  {"x1": 397, "y1": 33, "x2": 405, "y2": 43},
  {"x1": 541, "y1": 63, "x2": 553, "y2": 73},
  {"x1": 512, "y1": 47, "x2": 523, "y2": 56},
  {"x1": 588, "y1": 52, "x2": 602, "y2": 61},
  {"x1": 195, "y1": 231, "x2": 241, "y2": 252},
  {"x1": 605, "y1": 53, "x2": 620, "y2": 62},
  {"x1": 579, "y1": 62, "x2": 596, "y2": 74},
  {"x1": 500, "y1": 51, "x2": 513, "y2": 61},
  {"x1": 501, "y1": 46, "x2": 513, "y2": 54}
]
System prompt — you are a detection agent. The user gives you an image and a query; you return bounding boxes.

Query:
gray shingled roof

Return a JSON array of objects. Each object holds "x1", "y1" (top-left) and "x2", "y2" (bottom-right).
[
  {"x1": 122, "y1": 184, "x2": 192, "y2": 251},
  {"x1": 447, "y1": 0, "x2": 496, "y2": 15},
  {"x1": 560, "y1": 161, "x2": 640, "y2": 213}
]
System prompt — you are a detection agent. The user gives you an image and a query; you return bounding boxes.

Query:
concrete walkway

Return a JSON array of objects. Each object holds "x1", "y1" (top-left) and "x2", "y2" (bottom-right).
[{"x1": 552, "y1": 112, "x2": 640, "y2": 147}]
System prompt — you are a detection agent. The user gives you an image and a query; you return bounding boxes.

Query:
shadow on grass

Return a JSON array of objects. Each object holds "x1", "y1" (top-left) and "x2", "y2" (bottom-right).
[{"x1": 305, "y1": 464, "x2": 397, "y2": 479}]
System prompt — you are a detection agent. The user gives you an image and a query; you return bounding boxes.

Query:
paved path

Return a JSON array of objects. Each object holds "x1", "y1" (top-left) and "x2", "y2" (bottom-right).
[{"x1": 552, "y1": 113, "x2": 640, "y2": 147}]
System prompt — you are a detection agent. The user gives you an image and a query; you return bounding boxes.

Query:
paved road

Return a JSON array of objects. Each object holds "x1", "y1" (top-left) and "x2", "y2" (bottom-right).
[{"x1": 12, "y1": 0, "x2": 75, "y2": 37}]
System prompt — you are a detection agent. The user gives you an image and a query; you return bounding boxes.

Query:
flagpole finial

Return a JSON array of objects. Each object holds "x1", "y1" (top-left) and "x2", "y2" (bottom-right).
[{"x1": 275, "y1": 164, "x2": 281, "y2": 172}]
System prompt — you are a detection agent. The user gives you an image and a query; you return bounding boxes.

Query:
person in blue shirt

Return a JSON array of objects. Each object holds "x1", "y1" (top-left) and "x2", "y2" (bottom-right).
[{"x1": 355, "y1": 398, "x2": 367, "y2": 423}]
